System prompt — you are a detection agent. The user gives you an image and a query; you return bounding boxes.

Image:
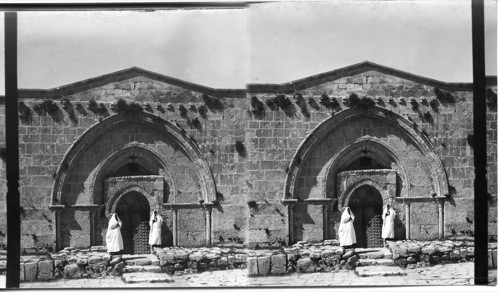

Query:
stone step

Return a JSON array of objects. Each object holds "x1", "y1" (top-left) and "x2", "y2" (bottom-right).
[
  {"x1": 355, "y1": 248, "x2": 383, "y2": 254},
  {"x1": 122, "y1": 254, "x2": 160, "y2": 266},
  {"x1": 358, "y1": 252, "x2": 385, "y2": 259},
  {"x1": 122, "y1": 272, "x2": 174, "y2": 283},
  {"x1": 123, "y1": 265, "x2": 163, "y2": 273},
  {"x1": 357, "y1": 259, "x2": 395, "y2": 267},
  {"x1": 355, "y1": 266, "x2": 407, "y2": 277}
]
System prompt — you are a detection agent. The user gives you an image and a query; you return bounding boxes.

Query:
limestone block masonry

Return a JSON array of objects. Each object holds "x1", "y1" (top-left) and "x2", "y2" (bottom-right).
[{"x1": 0, "y1": 61, "x2": 496, "y2": 252}]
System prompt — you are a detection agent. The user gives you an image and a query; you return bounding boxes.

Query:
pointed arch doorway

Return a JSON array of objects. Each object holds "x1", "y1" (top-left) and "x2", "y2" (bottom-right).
[
  {"x1": 348, "y1": 185, "x2": 383, "y2": 248},
  {"x1": 115, "y1": 191, "x2": 150, "y2": 254}
]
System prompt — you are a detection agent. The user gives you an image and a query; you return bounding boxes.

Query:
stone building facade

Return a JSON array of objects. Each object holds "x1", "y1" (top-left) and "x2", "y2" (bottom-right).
[{"x1": 0, "y1": 62, "x2": 497, "y2": 253}]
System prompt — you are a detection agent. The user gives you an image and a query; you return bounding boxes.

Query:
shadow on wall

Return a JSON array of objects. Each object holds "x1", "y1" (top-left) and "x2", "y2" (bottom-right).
[
  {"x1": 60, "y1": 209, "x2": 85, "y2": 249},
  {"x1": 394, "y1": 215, "x2": 406, "y2": 240},
  {"x1": 161, "y1": 222, "x2": 173, "y2": 247}
]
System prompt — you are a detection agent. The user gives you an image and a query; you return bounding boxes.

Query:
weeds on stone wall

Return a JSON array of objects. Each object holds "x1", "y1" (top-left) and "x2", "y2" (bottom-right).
[
  {"x1": 355, "y1": 96, "x2": 375, "y2": 109},
  {"x1": 247, "y1": 200, "x2": 258, "y2": 211},
  {"x1": 32, "y1": 99, "x2": 65, "y2": 123},
  {"x1": 198, "y1": 105, "x2": 208, "y2": 119},
  {"x1": 434, "y1": 88, "x2": 455, "y2": 104},
  {"x1": 115, "y1": 99, "x2": 143, "y2": 115},
  {"x1": 202, "y1": 93, "x2": 224, "y2": 112},
  {"x1": 265, "y1": 98, "x2": 278, "y2": 110},
  {"x1": 422, "y1": 111, "x2": 434, "y2": 124},
  {"x1": 74, "y1": 103, "x2": 88, "y2": 116},
  {"x1": 190, "y1": 117, "x2": 202, "y2": 131},
  {"x1": 347, "y1": 93, "x2": 360, "y2": 107},
  {"x1": 487, "y1": 88, "x2": 497, "y2": 111},
  {"x1": 250, "y1": 96, "x2": 266, "y2": 119},
  {"x1": 429, "y1": 98, "x2": 440, "y2": 112},
  {"x1": 178, "y1": 105, "x2": 188, "y2": 119},
  {"x1": 234, "y1": 140, "x2": 247, "y2": 158},
  {"x1": 410, "y1": 98, "x2": 419, "y2": 111},
  {"x1": 295, "y1": 94, "x2": 310, "y2": 119},
  {"x1": 86, "y1": 99, "x2": 110, "y2": 118},
  {"x1": 59, "y1": 98, "x2": 78, "y2": 125},
  {"x1": 275, "y1": 94, "x2": 297, "y2": 118},
  {"x1": 319, "y1": 94, "x2": 333, "y2": 108},
  {"x1": 18, "y1": 101, "x2": 33, "y2": 124},
  {"x1": 307, "y1": 97, "x2": 321, "y2": 111}
]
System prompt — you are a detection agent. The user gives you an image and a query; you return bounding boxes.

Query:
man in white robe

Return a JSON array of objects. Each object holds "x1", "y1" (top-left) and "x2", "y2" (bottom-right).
[
  {"x1": 382, "y1": 203, "x2": 396, "y2": 247},
  {"x1": 149, "y1": 210, "x2": 163, "y2": 252},
  {"x1": 339, "y1": 207, "x2": 357, "y2": 247},
  {"x1": 106, "y1": 213, "x2": 124, "y2": 254}
]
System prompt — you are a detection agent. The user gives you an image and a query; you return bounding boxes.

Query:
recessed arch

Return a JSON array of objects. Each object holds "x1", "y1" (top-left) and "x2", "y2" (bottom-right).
[
  {"x1": 322, "y1": 137, "x2": 409, "y2": 199},
  {"x1": 51, "y1": 112, "x2": 216, "y2": 205},
  {"x1": 283, "y1": 107, "x2": 449, "y2": 200},
  {"x1": 339, "y1": 178, "x2": 391, "y2": 210},
  {"x1": 88, "y1": 143, "x2": 176, "y2": 205},
  {"x1": 107, "y1": 185, "x2": 155, "y2": 216}
]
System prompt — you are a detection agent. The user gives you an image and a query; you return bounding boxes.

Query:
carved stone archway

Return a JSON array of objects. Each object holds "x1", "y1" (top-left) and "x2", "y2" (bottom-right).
[{"x1": 337, "y1": 170, "x2": 397, "y2": 210}]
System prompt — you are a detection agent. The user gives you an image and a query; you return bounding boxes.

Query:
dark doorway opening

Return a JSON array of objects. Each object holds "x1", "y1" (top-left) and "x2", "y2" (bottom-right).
[
  {"x1": 115, "y1": 191, "x2": 150, "y2": 254},
  {"x1": 348, "y1": 185, "x2": 383, "y2": 248}
]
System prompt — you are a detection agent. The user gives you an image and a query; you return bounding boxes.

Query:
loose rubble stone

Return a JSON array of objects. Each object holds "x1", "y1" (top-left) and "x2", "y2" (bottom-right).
[
  {"x1": 297, "y1": 257, "x2": 316, "y2": 273},
  {"x1": 109, "y1": 257, "x2": 121, "y2": 265},
  {"x1": 63, "y1": 264, "x2": 80, "y2": 279}
]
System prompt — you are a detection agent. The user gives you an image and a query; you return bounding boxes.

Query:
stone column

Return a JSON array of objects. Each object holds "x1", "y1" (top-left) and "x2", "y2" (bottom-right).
[
  {"x1": 284, "y1": 204, "x2": 292, "y2": 245},
  {"x1": 322, "y1": 204, "x2": 328, "y2": 240},
  {"x1": 172, "y1": 207, "x2": 178, "y2": 246},
  {"x1": 54, "y1": 209, "x2": 61, "y2": 251},
  {"x1": 89, "y1": 209, "x2": 95, "y2": 247},
  {"x1": 405, "y1": 201, "x2": 411, "y2": 240},
  {"x1": 438, "y1": 200, "x2": 444, "y2": 240},
  {"x1": 205, "y1": 206, "x2": 212, "y2": 246}
]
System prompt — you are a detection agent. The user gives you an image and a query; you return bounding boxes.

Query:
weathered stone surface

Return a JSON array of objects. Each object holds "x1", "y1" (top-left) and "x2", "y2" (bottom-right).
[
  {"x1": 421, "y1": 246, "x2": 437, "y2": 254},
  {"x1": 270, "y1": 254, "x2": 287, "y2": 275},
  {"x1": 356, "y1": 266, "x2": 407, "y2": 277},
  {"x1": 24, "y1": 262, "x2": 38, "y2": 282},
  {"x1": 342, "y1": 250, "x2": 354, "y2": 259},
  {"x1": 37, "y1": 260, "x2": 54, "y2": 281},
  {"x1": 247, "y1": 257, "x2": 258, "y2": 276},
  {"x1": 109, "y1": 257, "x2": 121, "y2": 265},
  {"x1": 257, "y1": 256, "x2": 271, "y2": 276},
  {"x1": 114, "y1": 262, "x2": 125, "y2": 270},
  {"x1": 217, "y1": 257, "x2": 228, "y2": 268},
  {"x1": 188, "y1": 252, "x2": 204, "y2": 261},
  {"x1": 174, "y1": 252, "x2": 189, "y2": 260},
  {"x1": 63, "y1": 263, "x2": 80, "y2": 279},
  {"x1": 347, "y1": 255, "x2": 357, "y2": 264},
  {"x1": 88, "y1": 256, "x2": 102, "y2": 264},
  {"x1": 234, "y1": 253, "x2": 247, "y2": 263},
  {"x1": 297, "y1": 257, "x2": 316, "y2": 273},
  {"x1": 76, "y1": 258, "x2": 88, "y2": 265},
  {"x1": 20, "y1": 263, "x2": 25, "y2": 281},
  {"x1": 227, "y1": 255, "x2": 235, "y2": 266},
  {"x1": 122, "y1": 272, "x2": 173, "y2": 283}
]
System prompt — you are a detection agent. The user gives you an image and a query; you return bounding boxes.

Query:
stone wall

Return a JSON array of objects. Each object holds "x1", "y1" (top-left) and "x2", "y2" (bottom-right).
[{"x1": 0, "y1": 66, "x2": 497, "y2": 251}]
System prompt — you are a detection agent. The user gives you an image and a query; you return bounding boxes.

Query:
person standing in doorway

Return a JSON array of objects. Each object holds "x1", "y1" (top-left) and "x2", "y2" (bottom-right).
[
  {"x1": 382, "y1": 203, "x2": 396, "y2": 247},
  {"x1": 149, "y1": 210, "x2": 163, "y2": 253},
  {"x1": 339, "y1": 207, "x2": 357, "y2": 247},
  {"x1": 106, "y1": 213, "x2": 124, "y2": 255}
]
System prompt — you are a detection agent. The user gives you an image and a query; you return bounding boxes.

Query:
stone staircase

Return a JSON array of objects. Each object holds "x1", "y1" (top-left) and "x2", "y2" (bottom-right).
[
  {"x1": 121, "y1": 254, "x2": 173, "y2": 284},
  {"x1": 354, "y1": 247, "x2": 407, "y2": 277}
]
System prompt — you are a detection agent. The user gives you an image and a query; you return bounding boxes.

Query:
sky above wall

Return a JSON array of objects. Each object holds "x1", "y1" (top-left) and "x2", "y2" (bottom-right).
[{"x1": 0, "y1": 0, "x2": 497, "y2": 95}]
